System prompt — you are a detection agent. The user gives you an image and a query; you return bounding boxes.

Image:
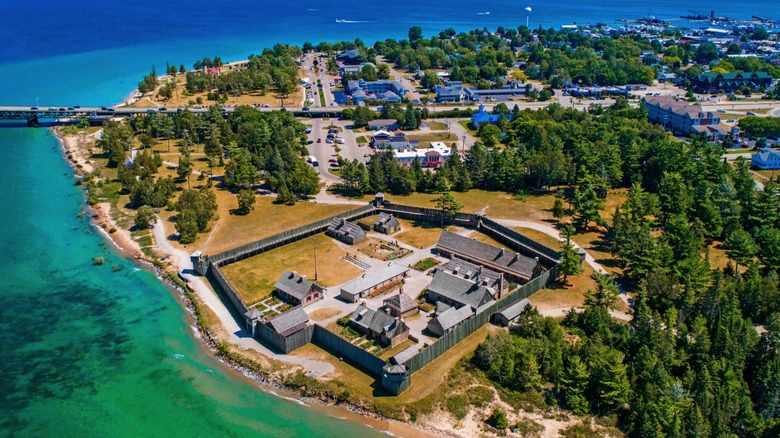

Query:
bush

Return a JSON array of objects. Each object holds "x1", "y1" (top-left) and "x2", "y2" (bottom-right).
[
  {"x1": 486, "y1": 408, "x2": 509, "y2": 430},
  {"x1": 513, "y1": 418, "x2": 544, "y2": 437},
  {"x1": 411, "y1": 257, "x2": 439, "y2": 271},
  {"x1": 467, "y1": 386, "x2": 494, "y2": 407},
  {"x1": 445, "y1": 394, "x2": 470, "y2": 420}
]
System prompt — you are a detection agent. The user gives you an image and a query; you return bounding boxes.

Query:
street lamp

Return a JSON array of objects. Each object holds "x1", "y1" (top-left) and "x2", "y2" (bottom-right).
[{"x1": 462, "y1": 134, "x2": 467, "y2": 150}]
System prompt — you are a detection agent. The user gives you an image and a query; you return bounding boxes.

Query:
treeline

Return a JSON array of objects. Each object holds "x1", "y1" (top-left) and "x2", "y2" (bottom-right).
[
  {"x1": 338, "y1": 101, "x2": 664, "y2": 200},
  {"x1": 739, "y1": 116, "x2": 780, "y2": 139},
  {"x1": 469, "y1": 104, "x2": 780, "y2": 434},
  {"x1": 184, "y1": 44, "x2": 302, "y2": 101}
]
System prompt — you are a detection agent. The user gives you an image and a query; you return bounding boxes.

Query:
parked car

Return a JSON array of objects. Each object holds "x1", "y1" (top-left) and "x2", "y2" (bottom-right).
[
  {"x1": 336, "y1": 138, "x2": 345, "y2": 144},
  {"x1": 302, "y1": 106, "x2": 310, "y2": 111},
  {"x1": 717, "y1": 109, "x2": 726, "y2": 113},
  {"x1": 316, "y1": 138, "x2": 321, "y2": 143},
  {"x1": 747, "y1": 111, "x2": 756, "y2": 116},
  {"x1": 328, "y1": 159, "x2": 337, "y2": 163}
]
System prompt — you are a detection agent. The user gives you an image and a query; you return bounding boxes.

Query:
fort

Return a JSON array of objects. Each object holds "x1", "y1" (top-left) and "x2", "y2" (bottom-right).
[{"x1": 194, "y1": 193, "x2": 565, "y2": 395}]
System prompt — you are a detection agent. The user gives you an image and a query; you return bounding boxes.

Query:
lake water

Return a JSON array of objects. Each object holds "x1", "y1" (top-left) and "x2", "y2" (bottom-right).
[{"x1": 0, "y1": 0, "x2": 773, "y2": 436}]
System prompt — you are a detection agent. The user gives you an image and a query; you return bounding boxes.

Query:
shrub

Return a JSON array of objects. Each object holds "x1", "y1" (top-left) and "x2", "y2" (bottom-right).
[
  {"x1": 411, "y1": 257, "x2": 439, "y2": 271},
  {"x1": 445, "y1": 394, "x2": 470, "y2": 420},
  {"x1": 513, "y1": 418, "x2": 544, "y2": 438},
  {"x1": 468, "y1": 386, "x2": 494, "y2": 407},
  {"x1": 486, "y1": 408, "x2": 509, "y2": 430}
]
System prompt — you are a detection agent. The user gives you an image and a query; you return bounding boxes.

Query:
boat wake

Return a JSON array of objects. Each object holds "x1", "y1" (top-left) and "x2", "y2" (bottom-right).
[
  {"x1": 336, "y1": 18, "x2": 368, "y2": 23},
  {"x1": 477, "y1": 11, "x2": 491, "y2": 15}
]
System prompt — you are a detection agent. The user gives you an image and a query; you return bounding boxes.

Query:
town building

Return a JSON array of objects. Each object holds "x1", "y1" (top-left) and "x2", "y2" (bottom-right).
[
  {"x1": 642, "y1": 96, "x2": 729, "y2": 141},
  {"x1": 493, "y1": 298, "x2": 532, "y2": 326},
  {"x1": 350, "y1": 303, "x2": 410, "y2": 347},
  {"x1": 427, "y1": 305, "x2": 474, "y2": 336},
  {"x1": 371, "y1": 130, "x2": 418, "y2": 149},
  {"x1": 752, "y1": 148, "x2": 780, "y2": 170},
  {"x1": 340, "y1": 263, "x2": 409, "y2": 302},
  {"x1": 326, "y1": 218, "x2": 367, "y2": 245},
  {"x1": 435, "y1": 230, "x2": 543, "y2": 283},
  {"x1": 274, "y1": 271, "x2": 325, "y2": 307},
  {"x1": 690, "y1": 72, "x2": 773, "y2": 93},
  {"x1": 470, "y1": 104, "x2": 510, "y2": 129},
  {"x1": 390, "y1": 345, "x2": 419, "y2": 365},
  {"x1": 434, "y1": 82, "x2": 464, "y2": 102},
  {"x1": 374, "y1": 212, "x2": 401, "y2": 234},
  {"x1": 266, "y1": 307, "x2": 310, "y2": 336},
  {"x1": 426, "y1": 269, "x2": 496, "y2": 311},
  {"x1": 392, "y1": 142, "x2": 452, "y2": 168},
  {"x1": 464, "y1": 84, "x2": 528, "y2": 102},
  {"x1": 346, "y1": 79, "x2": 407, "y2": 103},
  {"x1": 367, "y1": 119, "x2": 401, "y2": 131},
  {"x1": 383, "y1": 291, "x2": 418, "y2": 318}
]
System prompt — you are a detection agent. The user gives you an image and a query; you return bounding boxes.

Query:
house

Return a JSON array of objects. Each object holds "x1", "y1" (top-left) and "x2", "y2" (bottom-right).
[
  {"x1": 435, "y1": 230, "x2": 544, "y2": 283},
  {"x1": 427, "y1": 305, "x2": 474, "y2": 336},
  {"x1": 337, "y1": 49, "x2": 362, "y2": 65},
  {"x1": 383, "y1": 291, "x2": 418, "y2": 318},
  {"x1": 470, "y1": 104, "x2": 504, "y2": 128},
  {"x1": 274, "y1": 270, "x2": 324, "y2": 307},
  {"x1": 340, "y1": 263, "x2": 409, "y2": 302},
  {"x1": 493, "y1": 298, "x2": 532, "y2": 326},
  {"x1": 690, "y1": 72, "x2": 773, "y2": 93},
  {"x1": 374, "y1": 212, "x2": 401, "y2": 234},
  {"x1": 752, "y1": 148, "x2": 780, "y2": 170},
  {"x1": 371, "y1": 130, "x2": 418, "y2": 149},
  {"x1": 350, "y1": 303, "x2": 410, "y2": 347},
  {"x1": 326, "y1": 218, "x2": 367, "y2": 245},
  {"x1": 368, "y1": 119, "x2": 401, "y2": 131},
  {"x1": 438, "y1": 256, "x2": 505, "y2": 291},
  {"x1": 426, "y1": 270, "x2": 495, "y2": 310},
  {"x1": 393, "y1": 142, "x2": 452, "y2": 168},
  {"x1": 642, "y1": 96, "x2": 729, "y2": 141},
  {"x1": 266, "y1": 307, "x2": 310, "y2": 336}
]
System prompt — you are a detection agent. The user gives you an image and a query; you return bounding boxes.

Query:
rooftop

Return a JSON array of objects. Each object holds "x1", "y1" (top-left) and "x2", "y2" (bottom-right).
[
  {"x1": 340, "y1": 263, "x2": 409, "y2": 296},
  {"x1": 428, "y1": 270, "x2": 495, "y2": 310},
  {"x1": 275, "y1": 270, "x2": 318, "y2": 301},
  {"x1": 383, "y1": 291, "x2": 417, "y2": 312},
  {"x1": 436, "y1": 230, "x2": 541, "y2": 281},
  {"x1": 267, "y1": 307, "x2": 309, "y2": 336}
]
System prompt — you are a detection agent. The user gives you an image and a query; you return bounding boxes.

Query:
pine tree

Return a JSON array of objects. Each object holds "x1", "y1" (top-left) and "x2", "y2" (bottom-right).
[
  {"x1": 561, "y1": 355, "x2": 590, "y2": 415},
  {"x1": 723, "y1": 229, "x2": 757, "y2": 272}
]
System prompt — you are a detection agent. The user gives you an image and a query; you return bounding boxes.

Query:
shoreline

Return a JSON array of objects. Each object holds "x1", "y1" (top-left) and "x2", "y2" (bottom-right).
[{"x1": 53, "y1": 127, "x2": 441, "y2": 438}]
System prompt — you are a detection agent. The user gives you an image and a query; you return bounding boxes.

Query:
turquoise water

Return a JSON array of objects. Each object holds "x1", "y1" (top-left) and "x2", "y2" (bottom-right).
[
  {"x1": 0, "y1": 1, "x2": 773, "y2": 436},
  {"x1": 0, "y1": 129, "x2": 381, "y2": 436}
]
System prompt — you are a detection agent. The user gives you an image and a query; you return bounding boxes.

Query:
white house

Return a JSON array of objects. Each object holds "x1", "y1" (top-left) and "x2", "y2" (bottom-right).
[
  {"x1": 392, "y1": 142, "x2": 452, "y2": 168},
  {"x1": 752, "y1": 148, "x2": 780, "y2": 170}
]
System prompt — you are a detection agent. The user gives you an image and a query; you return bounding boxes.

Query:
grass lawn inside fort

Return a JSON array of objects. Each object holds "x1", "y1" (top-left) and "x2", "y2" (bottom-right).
[{"x1": 219, "y1": 233, "x2": 362, "y2": 305}]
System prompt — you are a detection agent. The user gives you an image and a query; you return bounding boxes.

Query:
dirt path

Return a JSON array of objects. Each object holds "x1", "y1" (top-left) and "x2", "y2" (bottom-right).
[{"x1": 151, "y1": 218, "x2": 335, "y2": 376}]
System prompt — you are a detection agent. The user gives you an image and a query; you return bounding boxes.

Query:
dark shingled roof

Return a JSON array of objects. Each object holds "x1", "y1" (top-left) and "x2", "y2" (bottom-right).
[
  {"x1": 275, "y1": 270, "x2": 318, "y2": 301},
  {"x1": 428, "y1": 270, "x2": 495, "y2": 310},
  {"x1": 442, "y1": 257, "x2": 502, "y2": 289},
  {"x1": 327, "y1": 218, "x2": 366, "y2": 241},
  {"x1": 430, "y1": 305, "x2": 474, "y2": 333},
  {"x1": 436, "y1": 230, "x2": 540, "y2": 281},
  {"x1": 384, "y1": 292, "x2": 418, "y2": 313},
  {"x1": 390, "y1": 345, "x2": 419, "y2": 365},
  {"x1": 266, "y1": 307, "x2": 309, "y2": 336},
  {"x1": 495, "y1": 298, "x2": 532, "y2": 322},
  {"x1": 375, "y1": 212, "x2": 400, "y2": 229},
  {"x1": 350, "y1": 303, "x2": 408, "y2": 338}
]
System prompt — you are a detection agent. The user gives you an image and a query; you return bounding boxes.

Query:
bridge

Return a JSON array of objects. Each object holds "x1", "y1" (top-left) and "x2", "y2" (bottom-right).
[{"x1": 0, "y1": 105, "x2": 345, "y2": 126}]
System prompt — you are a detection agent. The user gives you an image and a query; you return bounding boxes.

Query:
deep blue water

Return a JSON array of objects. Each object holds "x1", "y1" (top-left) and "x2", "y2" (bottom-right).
[{"x1": 0, "y1": 0, "x2": 775, "y2": 436}]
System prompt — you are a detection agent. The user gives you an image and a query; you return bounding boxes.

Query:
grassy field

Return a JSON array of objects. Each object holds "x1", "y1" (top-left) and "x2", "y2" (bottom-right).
[
  {"x1": 202, "y1": 196, "x2": 355, "y2": 254},
  {"x1": 220, "y1": 233, "x2": 362, "y2": 304},
  {"x1": 394, "y1": 218, "x2": 443, "y2": 249},
  {"x1": 129, "y1": 74, "x2": 303, "y2": 109},
  {"x1": 385, "y1": 190, "x2": 555, "y2": 222},
  {"x1": 530, "y1": 264, "x2": 598, "y2": 311},
  {"x1": 406, "y1": 132, "x2": 459, "y2": 144}
]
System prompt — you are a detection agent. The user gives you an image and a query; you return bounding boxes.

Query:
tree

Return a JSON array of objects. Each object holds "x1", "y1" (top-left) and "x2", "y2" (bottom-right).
[
  {"x1": 236, "y1": 189, "x2": 255, "y2": 215},
  {"x1": 573, "y1": 180, "x2": 605, "y2": 231},
  {"x1": 408, "y1": 26, "x2": 423, "y2": 42},
  {"x1": 175, "y1": 209, "x2": 199, "y2": 244},
  {"x1": 134, "y1": 205, "x2": 157, "y2": 230},
  {"x1": 486, "y1": 408, "x2": 509, "y2": 430},
  {"x1": 477, "y1": 123, "x2": 502, "y2": 148},
  {"x1": 724, "y1": 229, "x2": 757, "y2": 272},
  {"x1": 177, "y1": 146, "x2": 193, "y2": 189},
  {"x1": 695, "y1": 42, "x2": 719, "y2": 64},
  {"x1": 561, "y1": 355, "x2": 590, "y2": 415},
  {"x1": 584, "y1": 273, "x2": 621, "y2": 310},
  {"x1": 432, "y1": 192, "x2": 463, "y2": 225},
  {"x1": 558, "y1": 224, "x2": 583, "y2": 287},
  {"x1": 552, "y1": 196, "x2": 566, "y2": 220}
]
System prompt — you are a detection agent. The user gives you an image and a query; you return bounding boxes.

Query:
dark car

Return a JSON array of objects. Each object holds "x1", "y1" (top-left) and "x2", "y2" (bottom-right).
[
  {"x1": 159, "y1": 107, "x2": 168, "y2": 112},
  {"x1": 316, "y1": 138, "x2": 321, "y2": 143},
  {"x1": 302, "y1": 106, "x2": 310, "y2": 111},
  {"x1": 30, "y1": 106, "x2": 38, "y2": 110},
  {"x1": 328, "y1": 158, "x2": 337, "y2": 163}
]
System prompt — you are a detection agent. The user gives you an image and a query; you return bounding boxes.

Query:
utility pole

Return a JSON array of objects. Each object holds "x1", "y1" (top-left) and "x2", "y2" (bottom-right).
[{"x1": 313, "y1": 238, "x2": 318, "y2": 281}]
